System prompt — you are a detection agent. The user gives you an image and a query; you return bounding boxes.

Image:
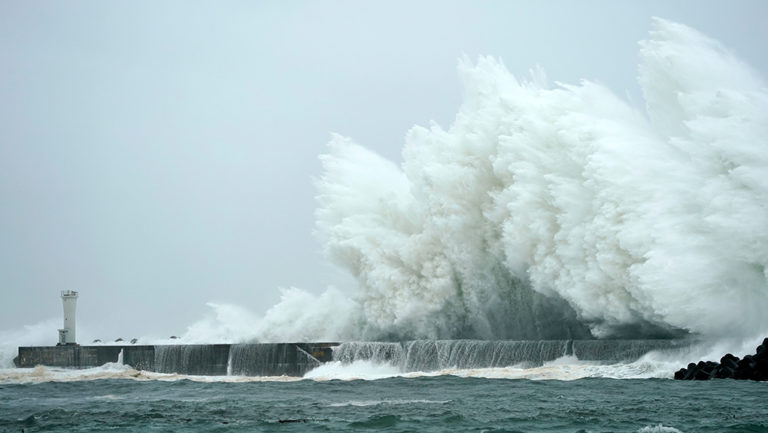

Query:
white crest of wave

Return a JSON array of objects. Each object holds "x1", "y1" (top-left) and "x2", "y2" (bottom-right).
[
  {"x1": 303, "y1": 360, "x2": 402, "y2": 381},
  {"x1": 326, "y1": 399, "x2": 451, "y2": 407},
  {"x1": 305, "y1": 18, "x2": 768, "y2": 341},
  {"x1": 298, "y1": 349, "x2": 698, "y2": 382},
  {"x1": 637, "y1": 425, "x2": 684, "y2": 433}
]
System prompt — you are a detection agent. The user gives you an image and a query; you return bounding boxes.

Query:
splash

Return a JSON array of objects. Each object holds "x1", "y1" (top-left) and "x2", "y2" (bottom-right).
[
  {"x1": 178, "y1": 302, "x2": 262, "y2": 343},
  {"x1": 254, "y1": 287, "x2": 361, "y2": 342},
  {"x1": 0, "y1": 319, "x2": 59, "y2": 368},
  {"x1": 305, "y1": 18, "x2": 768, "y2": 341}
]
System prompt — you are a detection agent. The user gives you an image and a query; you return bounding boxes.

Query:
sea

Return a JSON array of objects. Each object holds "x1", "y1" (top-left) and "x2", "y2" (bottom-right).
[{"x1": 2, "y1": 341, "x2": 767, "y2": 433}]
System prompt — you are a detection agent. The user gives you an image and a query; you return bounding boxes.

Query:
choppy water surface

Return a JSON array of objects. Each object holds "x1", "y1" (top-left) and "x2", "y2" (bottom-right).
[{"x1": 1, "y1": 372, "x2": 766, "y2": 432}]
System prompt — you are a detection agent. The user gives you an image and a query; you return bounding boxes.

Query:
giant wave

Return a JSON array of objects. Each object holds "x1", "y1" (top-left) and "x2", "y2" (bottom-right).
[{"x1": 262, "y1": 18, "x2": 768, "y2": 343}]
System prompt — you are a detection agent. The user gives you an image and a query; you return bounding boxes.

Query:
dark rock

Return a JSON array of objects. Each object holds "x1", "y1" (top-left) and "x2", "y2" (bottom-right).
[
  {"x1": 720, "y1": 354, "x2": 738, "y2": 370},
  {"x1": 756, "y1": 338, "x2": 768, "y2": 355},
  {"x1": 675, "y1": 338, "x2": 768, "y2": 381},
  {"x1": 738, "y1": 354, "x2": 755, "y2": 373},
  {"x1": 693, "y1": 369, "x2": 710, "y2": 380},
  {"x1": 714, "y1": 365, "x2": 732, "y2": 379},
  {"x1": 682, "y1": 363, "x2": 697, "y2": 380}
]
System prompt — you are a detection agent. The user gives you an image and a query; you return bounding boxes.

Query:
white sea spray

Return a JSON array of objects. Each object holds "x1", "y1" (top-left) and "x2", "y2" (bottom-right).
[{"x1": 278, "y1": 18, "x2": 768, "y2": 342}]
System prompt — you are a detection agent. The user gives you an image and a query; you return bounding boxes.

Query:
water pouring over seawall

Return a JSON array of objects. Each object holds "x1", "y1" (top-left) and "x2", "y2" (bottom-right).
[
  {"x1": 331, "y1": 340, "x2": 690, "y2": 372},
  {"x1": 15, "y1": 339, "x2": 692, "y2": 377},
  {"x1": 15, "y1": 343, "x2": 337, "y2": 376}
]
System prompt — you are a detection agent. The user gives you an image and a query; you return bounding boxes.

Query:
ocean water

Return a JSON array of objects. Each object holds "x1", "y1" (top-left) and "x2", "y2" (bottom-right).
[
  {"x1": 1, "y1": 368, "x2": 767, "y2": 432},
  {"x1": 3, "y1": 340, "x2": 767, "y2": 432}
]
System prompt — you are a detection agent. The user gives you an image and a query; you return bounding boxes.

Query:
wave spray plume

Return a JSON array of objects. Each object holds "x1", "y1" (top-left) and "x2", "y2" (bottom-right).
[{"x1": 306, "y1": 18, "x2": 768, "y2": 343}]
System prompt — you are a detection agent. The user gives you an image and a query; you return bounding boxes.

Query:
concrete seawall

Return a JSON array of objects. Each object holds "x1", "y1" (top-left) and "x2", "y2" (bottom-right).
[
  {"x1": 16, "y1": 339, "x2": 690, "y2": 376},
  {"x1": 16, "y1": 343, "x2": 339, "y2": 376}
]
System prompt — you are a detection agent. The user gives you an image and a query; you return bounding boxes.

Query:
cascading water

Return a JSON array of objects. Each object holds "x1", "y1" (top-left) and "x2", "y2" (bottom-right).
[
  {"x1": 401, "y1": 340, "x2": 571, "y2": 370},
  {"x1": 122, "y1": 346, "x2": 154, "y2": 372},
  {"x1": 229, "y1": 344, "x2": 306, "y2": 376},
  {"x1": 571, "y1": 340, "x2": 690, "y2": 362},
  {"x1": 153, "y1": 345, "x2": 229, "y2": 375},
  {"x1": 333, "y1": 342, "x2": 406, "y2": 366},
  {"x1": 330, "y1": 340, "x2": 694, "y2": 373},
  {"x1": 226, "y1": 343, "x2": 330, "y2": 376}
]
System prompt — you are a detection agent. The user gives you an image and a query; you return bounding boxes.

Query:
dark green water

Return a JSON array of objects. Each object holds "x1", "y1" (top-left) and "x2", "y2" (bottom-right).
[{"x1": 1, "y1": 376, "x2": 767, "y2": 432}]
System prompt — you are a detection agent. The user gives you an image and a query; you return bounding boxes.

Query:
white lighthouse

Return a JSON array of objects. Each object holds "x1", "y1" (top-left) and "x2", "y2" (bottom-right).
[{"x1": 58, "y1": 290, "x2": 79, "y2": 345}]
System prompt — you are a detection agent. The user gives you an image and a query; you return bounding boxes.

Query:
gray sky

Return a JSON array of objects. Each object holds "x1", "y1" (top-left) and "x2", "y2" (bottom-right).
[{"x1": 1, "y1": 0, "x2": 766, "y2": 342}]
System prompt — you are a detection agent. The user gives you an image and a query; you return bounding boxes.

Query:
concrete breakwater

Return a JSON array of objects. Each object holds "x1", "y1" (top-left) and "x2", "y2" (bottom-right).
[
  {"x1": 15, "y1": 339, "x2": 691, "y2": 376},
  {"x1": 332, "y1": 339, "x2": 689, "y2": 370},
  {"x1": 15, "y1": 343, "x2": 338, "y2": 376}
]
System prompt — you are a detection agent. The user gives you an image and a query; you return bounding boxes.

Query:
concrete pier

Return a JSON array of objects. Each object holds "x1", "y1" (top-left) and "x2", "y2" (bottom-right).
[{"x1": 15, "y1": 343, "x2": 339, "y2": 376}]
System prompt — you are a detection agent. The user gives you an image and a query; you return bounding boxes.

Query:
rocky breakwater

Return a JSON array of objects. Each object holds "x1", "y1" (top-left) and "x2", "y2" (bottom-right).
[{"x1": 674, "y1": 338, "x2": 768, "y2": 381}]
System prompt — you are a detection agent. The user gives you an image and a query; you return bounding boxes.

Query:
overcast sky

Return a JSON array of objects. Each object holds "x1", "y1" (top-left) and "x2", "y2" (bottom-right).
[{"x1": 1, "y1": 0, "x2": 766, "y2": 342}]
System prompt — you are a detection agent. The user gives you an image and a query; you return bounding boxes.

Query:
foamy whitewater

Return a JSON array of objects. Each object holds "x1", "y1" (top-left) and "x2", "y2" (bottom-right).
[
  {"x1": 0, "y1": 355, "x2": 677, "y2": 384},
  {"x1": 257, "y1": 18, "x2": 768, "y2": 345}
]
